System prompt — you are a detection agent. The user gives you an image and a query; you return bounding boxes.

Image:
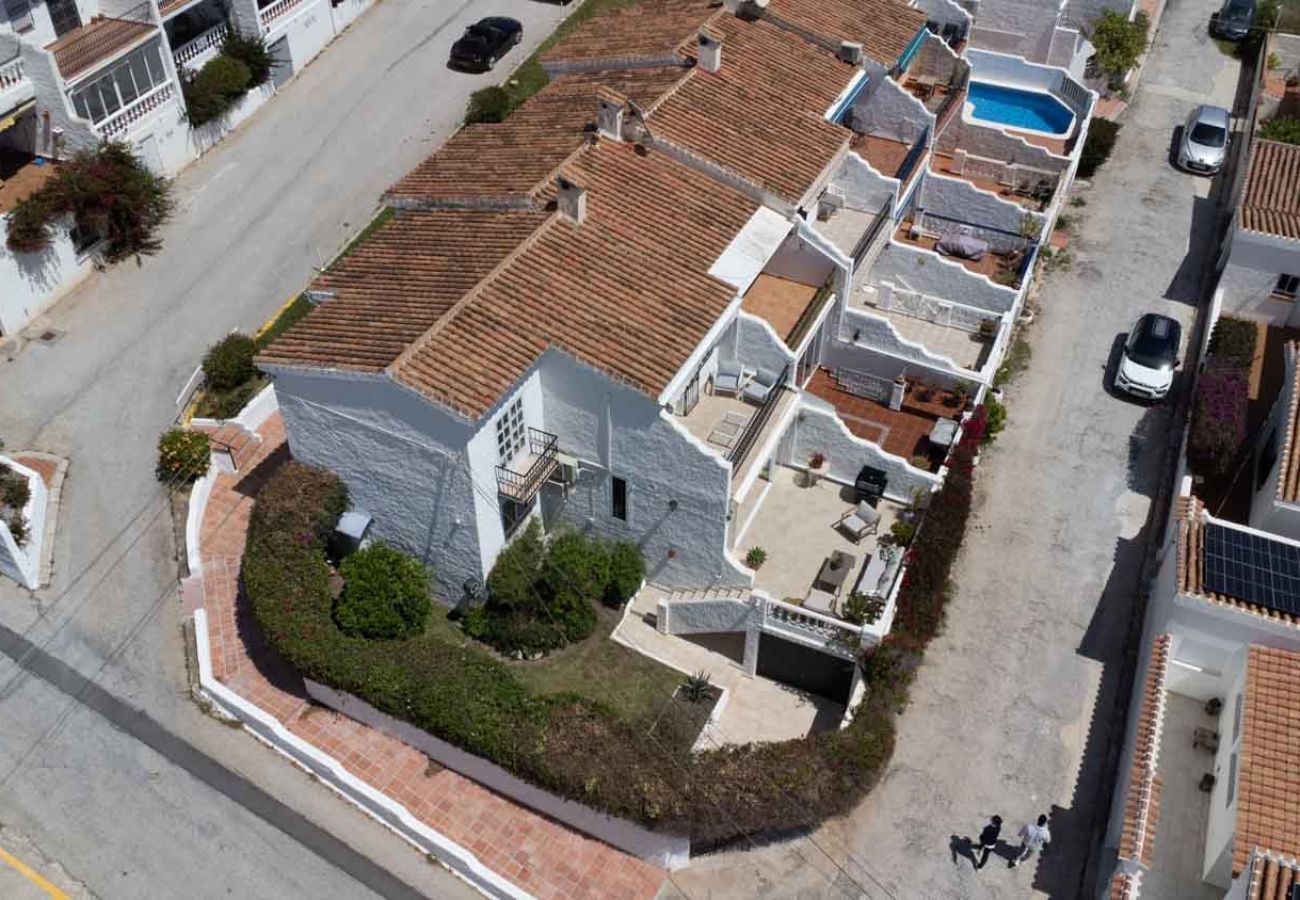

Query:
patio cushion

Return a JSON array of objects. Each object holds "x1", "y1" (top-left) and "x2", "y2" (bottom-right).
[
  {"x1": 715, "y1": 360, "x2": 743, "y2": 393},
  {"x1": 854, "y1": 501, "x2": 880, "y2": 524},
  {"x1": 753, "y1": 366, "x2": 780, "y2": 387},
  {"x1": 936, "y1": 232, "x2": 988, "y2": 261}
]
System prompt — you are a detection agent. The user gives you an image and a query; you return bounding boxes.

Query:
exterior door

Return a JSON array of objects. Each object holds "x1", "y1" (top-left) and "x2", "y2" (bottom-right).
[
  {"x1": 47, "y1": 0, "x2": 81, "y2": 37},
  {"x1": 268, "y1": 37, "x2": 292, "y2": 88},
  {"x1": 682, "y1": 369, "x2": 701, "y2": 415}
]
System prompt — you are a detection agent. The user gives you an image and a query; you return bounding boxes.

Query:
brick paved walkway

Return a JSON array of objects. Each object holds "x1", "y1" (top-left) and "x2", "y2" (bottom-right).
[{"x1": 192, "y1": 413, "x2": 665, "y2": 900}]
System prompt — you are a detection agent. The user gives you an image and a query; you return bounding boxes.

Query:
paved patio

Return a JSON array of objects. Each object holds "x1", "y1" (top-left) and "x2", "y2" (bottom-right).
[
  {"x1": 857, "y1": 299, "x2": 993, "y2": 371},
  {"x1": 614, "y1": 587, "x2": 844, "y2": 744},
  {"x1": 736, "y1": 467, "x2": 902, "y2": 607},
  {"x1": 192, "y1": 413, "x2": 664, "y2": 900},
  {"x1": 1139, "y1": 693, "x2": 1222, "y2": 900},
  {"x1": 894, "y1": 222, "x2": 1020, "y2": 283},
  {"x1": 806, "y1": 368, "x2": 958, "y2": 467}
]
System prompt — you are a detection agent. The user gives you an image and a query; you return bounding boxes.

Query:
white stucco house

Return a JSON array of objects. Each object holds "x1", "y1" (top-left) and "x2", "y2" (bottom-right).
[
  {"x1": 254, "y1": 0, "x2": 1093, "y2": 706},
  {"x1": 0, "y1": 0, "x2": 374, "y2": 336}
]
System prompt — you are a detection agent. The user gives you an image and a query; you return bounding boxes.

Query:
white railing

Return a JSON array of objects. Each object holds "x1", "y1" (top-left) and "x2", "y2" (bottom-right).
[
  {"x1": 95, "y1": 81, "x2": 174, "y2": 138},
  {"x1": 875, "y1": 283, "x2": 993, "y2": 333},
  {"x1": 173, "y1": 24, "x2": 227, "y2": 68},
  {"x1": 0, "y1": 56, "x2": 25, "y2": 91},
  {"x1": 259, "y1": 0, "x2": 305, "y2": 30},
  {"x1": 833, "y1": 367, "x2": 894, "y2": 402},
  {"x1": 758, "y1": 596, "x2": 864, "y2": 651}
]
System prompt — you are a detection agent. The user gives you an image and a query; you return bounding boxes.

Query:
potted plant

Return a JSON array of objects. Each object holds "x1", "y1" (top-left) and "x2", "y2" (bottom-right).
[
  {"x1": 746, "y1": 546, "x2": 767, "y2": 569},
  {"x1": 807, "y1": 450, "x2": 829, "y2": 486},
  {"x1": 978, "y1": 318, "x2": 997, "y2": 339},
  {"x1": 951, "y1": 378, "x2": 973, "y2": 409}
]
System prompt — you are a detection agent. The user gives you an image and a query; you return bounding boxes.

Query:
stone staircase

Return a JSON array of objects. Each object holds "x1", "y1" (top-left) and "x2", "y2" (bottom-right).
[
  {"x1": 196, "y1": 423, "x2": 262, "y2": 472},
  {"x1": 661, "y1": 586, "x2": 752, "y2": 604}
]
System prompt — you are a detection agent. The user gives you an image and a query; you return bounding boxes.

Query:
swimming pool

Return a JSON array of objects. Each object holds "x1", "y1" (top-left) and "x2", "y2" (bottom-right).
[{"x1": 966, "y1": 82, "x2": 1074, "y2": 137}]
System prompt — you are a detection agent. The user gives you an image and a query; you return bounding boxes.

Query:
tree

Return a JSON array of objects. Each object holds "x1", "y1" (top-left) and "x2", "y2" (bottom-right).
[
  {"x1": 6, "y1": 142, "x2": 173, "y2": 263},
  {"x1": 1090, "y1": 11, "x2": 1148, "y2": 82}
]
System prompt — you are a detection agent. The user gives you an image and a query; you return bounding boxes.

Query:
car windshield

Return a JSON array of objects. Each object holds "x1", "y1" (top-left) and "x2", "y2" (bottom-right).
[
  {"x1": 1127, "y1": 320, "x2": 1178, "y2": 369},
  {"x1": 1191, "y1": 122, "x2": 1227, "y2": 146},
  {"x1": 1226, "y1": 0, "x2": 1252, "y2": 15}
]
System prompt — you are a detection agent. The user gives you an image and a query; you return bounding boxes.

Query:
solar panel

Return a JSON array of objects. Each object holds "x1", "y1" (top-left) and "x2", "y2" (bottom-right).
[{"x1": 1203, "y1": 523, "x2": 1300, "y2": 617}]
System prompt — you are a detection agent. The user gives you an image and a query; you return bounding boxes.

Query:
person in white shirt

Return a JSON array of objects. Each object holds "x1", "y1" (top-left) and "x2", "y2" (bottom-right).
[{"x1": 1011, "y1": 814, "x2": 1051, "y2": 868}]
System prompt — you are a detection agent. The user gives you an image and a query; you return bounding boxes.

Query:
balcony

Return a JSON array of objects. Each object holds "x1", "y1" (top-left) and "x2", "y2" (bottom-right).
[
  {"x1": 259, "y1": 0, "x2": 308, "y2": 31},
  {"x1": 931, "y1": 151, "x2": 1058, "y2": 211},
  {"x1": 853, "y1": 283, "x2": 999, "y2": 374},
  {"x1": 676, "y1": 368, "x2": 797, "y2": 494},
  {"x1": 172, "y1": 23, "x2": 228, "y2": 70},
  {"x1": 806, "y1": 368, "x2": 961, "y2": 471},
  {"x1": 0, "y1": 56, "x2": 36, "y2": 117},
  {"x1": 741, "y1": 274, "x2": 833, "y2": 351},
  {"x1": 94, "y1": 82, "x2": 175, "y2": 138},
  {"x1": 495, "y1": 428, "x2": 560, "y2": 504},
  {"x1": 893, "y1": 219, "x2": 1026, "y2": 288},
  {"x1": 47, "y1": 5, "x2": 158, "y2": 81}
]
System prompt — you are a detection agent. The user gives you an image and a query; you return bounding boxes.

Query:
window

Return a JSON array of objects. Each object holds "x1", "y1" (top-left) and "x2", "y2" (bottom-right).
[
  {"x1": 3, "y1": 0, "x2": 34, "y2": 32},
  {"x1": 499, "y1": 496, "x2": 531, "y2": 537},
  {"x1": 495, "y1": 398, "x2": 525, "y2": 464},
  {"x1": 1232, "y1": 692, "x2": 1243, "y2": 743},
  {"x1": 611, "y1": 476, "x2": 628, "y2": 521},
  {"x1": 1258, "y1": 428, "x2": 1279, "y2": 490},
  {"x1": 1275, "y1": 273, "x2": 1300, "y2": 299},
  {"x1": 1226, "y1": 752, "x2": 1238, "y2": 806},
  {"x1": 69, "y1": 44, "x2": 167, "y2": 125}
]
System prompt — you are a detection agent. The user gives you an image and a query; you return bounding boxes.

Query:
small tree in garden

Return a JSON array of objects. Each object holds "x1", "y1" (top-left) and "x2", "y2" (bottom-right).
[
  {"x1": 183, "y1": 55, "x2": 252, "y2": 126},
  {"x1": 156, "y1": 429, "x2": 211, "y2": 483},
  {"x1": 1090, "y1": 11, "x2": 1148, "y2": 83},
  {"x1": 220, "y1": 31, "x2": 275, "y2": 86},
  {"x1": 1189, "y1": 366, "x2": 1248, "y2": 476},
  {"x1": 335, "y1": 543, "x2": 432, "y2": 639},
  {"x1": 5, "y1": 142, "x2": 172, "y2": 262},
  {"x1": 603, "y1": 540, "x2": 645, "y2": 607},
  {"x1": 202, "y1": 332, "x2": 258, "y2": 391},
  {"x1": 465, "y1": 86, "x2": 512, "y2": 124}
]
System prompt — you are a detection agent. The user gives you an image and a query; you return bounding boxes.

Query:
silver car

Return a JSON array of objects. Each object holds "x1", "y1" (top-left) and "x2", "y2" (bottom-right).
[{"x1": 1177, "y1": 105, "x2": 1230, "y2": 174}]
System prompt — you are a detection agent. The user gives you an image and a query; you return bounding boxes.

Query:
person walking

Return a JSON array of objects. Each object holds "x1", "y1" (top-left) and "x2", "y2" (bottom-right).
[
  {"x1": 974, "y1": 815, "x2": 1002, "y2": 870},
  {"x1": 1011, "y1": 814, "x2": 1051, "y2": 868}
]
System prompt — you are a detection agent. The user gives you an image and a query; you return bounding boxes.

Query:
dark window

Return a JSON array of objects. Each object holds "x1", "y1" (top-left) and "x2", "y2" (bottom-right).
[
  {"x1": 611, "y1": 476, "x2": 628, "y2": 521},
  {"x1": 1275, "y1": 273, "x2": 1300, "y2": 299},
  {"x1": 500, "y1": 496, "x2": 531, "y2": 537},
  {"x1": 1226, "y1": 752, "x2": 1238, "y2": 805},
  {"x1": 46, "y1": 0, "x2": 81, "y2": 36},
  {"x1": 1232, "y1": 692, "x2": 1243, "y2": 743},
  {"x1": 3, "y1": 0, "x2": 34, "y2": 32}
]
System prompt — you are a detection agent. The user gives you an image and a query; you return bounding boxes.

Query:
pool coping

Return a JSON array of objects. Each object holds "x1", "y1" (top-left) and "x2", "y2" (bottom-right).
[{"x1": 963, "y1": 77, "x2": 1078, "y2": 142}]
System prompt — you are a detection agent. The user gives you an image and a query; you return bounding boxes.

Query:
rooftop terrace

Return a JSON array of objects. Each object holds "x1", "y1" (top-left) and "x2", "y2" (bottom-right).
[
  {"x1": 806, "y1": 368, "x2": 959, "y2": 469},
  {"x1": 894, "y1": 219, "x2": 1023, "y2": 285},
  {"x1": 741, "y1": 273, "x2": 831, "y2": 349},
  {"x1": 47, "y1": 13, "x2": 156, "y2": 80}
]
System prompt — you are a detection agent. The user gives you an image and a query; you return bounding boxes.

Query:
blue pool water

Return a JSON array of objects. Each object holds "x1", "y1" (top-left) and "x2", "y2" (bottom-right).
[{"x1": 967, "y1": 82, "x2": 1073, "y2": 136}]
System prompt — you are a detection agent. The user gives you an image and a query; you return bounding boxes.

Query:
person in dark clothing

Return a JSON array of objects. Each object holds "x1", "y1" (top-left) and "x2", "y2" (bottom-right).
[{"x1": 974, "y1": 815, "x2": 1002, "y2": 870}]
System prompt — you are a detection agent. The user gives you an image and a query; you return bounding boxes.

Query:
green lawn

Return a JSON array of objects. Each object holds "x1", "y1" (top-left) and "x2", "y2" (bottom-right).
[{"x1": 425, "y1": 603, "x2": 688, "y2": 726}]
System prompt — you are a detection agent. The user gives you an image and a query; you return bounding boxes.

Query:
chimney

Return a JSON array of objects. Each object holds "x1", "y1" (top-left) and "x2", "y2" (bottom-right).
[
  {"x1": 596, "y1": 92, "x2": 624, "y2": 141},
  {"x1": 697, "y1": 28, "x2": 722, "y2": 73},
  {"x1": 839, "y1": 41, "x2": 863, "y2": 65},
  {"x1": 556, "y1": 176, "x2": 586, "y2": 224}
]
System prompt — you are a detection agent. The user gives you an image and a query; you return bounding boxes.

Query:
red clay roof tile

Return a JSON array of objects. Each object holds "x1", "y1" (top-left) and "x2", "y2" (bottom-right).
[{"x1": 1242, "y1": 139, "x2": 1300, "y2": 241}]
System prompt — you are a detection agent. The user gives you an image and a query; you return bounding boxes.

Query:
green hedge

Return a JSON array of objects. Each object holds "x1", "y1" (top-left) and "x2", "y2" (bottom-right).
[
  {"x1": 336, "y1": 543, "x2": 433, "y2": 639},
  {"x1": 184, "y1": 55, "x2": 252, "y2": 126},
  {"x1": 1079, "y1": 119, "x2": 1121, "y2": 180},
  {"x1": 246, "y1": 462, "x2": 913, "y2": 840}
]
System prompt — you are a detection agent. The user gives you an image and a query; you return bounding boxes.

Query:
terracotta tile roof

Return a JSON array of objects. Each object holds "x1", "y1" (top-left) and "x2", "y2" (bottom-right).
[
  {"x1": 391, "y1": 141, "x2": 762, "y2": 418},
  {"x1": 1246, "y1": 848, "x2": 1300, "y2": 900},
  {"x1": 1176, "y1": 499, "x2": 1300, "y2": 627},
  {"x1": 540, "y1": 0, "x2": 715, "y2": 68},
  {"x1": 1235, "y1": 646, "x2": 1300, "y2": 876},
  {"x1": 385, "y1": 68, "x2": 687, "y2": 206},
  {"x1": 1117, "y1": 633, "x2": 1170, "y2": 872},
  {"x1": 649, "y1": 16, "x2": 853, "y2": 202},
  {"x1": 257, "y1": 208, "x2": 550, "y2": 372},
  {"x1": 47, "y1": 17, "x2": 156, "y2": 80},
  {"x1": 1108, "y1": 870, "x2": 1141, "y2": 900},
  {"x1": 765, "y1": 0, "x2": 925, "y2": 68},
  {"x1": 1277, "y1": 342, "x2": 1300, "y2": 502},
  {"x1": 1242, "y1": 139, "x2": 1300, "y2": 241}
]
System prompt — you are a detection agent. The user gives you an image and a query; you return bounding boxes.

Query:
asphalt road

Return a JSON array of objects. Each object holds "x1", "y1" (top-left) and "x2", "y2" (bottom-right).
[
  {"x1": 0, "y1": 0, "x2": 571, "y2": 894},
  {"x1": 666, "y1": 0, "x2": 1241, "y2": 896}
]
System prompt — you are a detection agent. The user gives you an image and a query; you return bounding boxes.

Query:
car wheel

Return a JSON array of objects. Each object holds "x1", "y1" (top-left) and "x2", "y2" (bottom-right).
[{"x1": 486, "y1": 55, "x2": 496, "y2": 70}]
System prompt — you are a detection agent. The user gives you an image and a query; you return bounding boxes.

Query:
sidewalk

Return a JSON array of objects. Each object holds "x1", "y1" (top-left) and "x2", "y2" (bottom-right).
[{"x1": 186, "y1": 413, "x2": 664, "y2": 900}]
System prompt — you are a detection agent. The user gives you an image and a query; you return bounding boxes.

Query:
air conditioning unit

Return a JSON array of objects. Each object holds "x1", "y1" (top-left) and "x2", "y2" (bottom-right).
[{"x1": 549, "y1": 452, "x2": 581, "y2": 493}]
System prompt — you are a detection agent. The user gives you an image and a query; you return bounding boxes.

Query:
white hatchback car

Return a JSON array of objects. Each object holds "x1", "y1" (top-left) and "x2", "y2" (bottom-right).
[{"x1": 1116, "y1": 314, "x2": 1182, "y2": 400}]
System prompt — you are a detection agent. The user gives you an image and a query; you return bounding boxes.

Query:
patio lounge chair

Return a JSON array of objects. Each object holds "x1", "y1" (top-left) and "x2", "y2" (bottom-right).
[
  {"x1": 714, "y1": 360, "x2": 744, "y2": 396},
  {"x1": 743, "y1": 366, "x2": 781, "y2": 405},
  {"x1": 835, "y1": 501, "x2": 880, "y2": 542}
]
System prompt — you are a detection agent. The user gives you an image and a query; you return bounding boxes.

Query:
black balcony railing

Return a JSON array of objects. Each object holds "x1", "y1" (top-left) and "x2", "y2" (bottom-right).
[
  {"x1": 495, "y1": 428, "x2": 560, "y2": 504},
  {"x1": 727, "y1": 364, "x2": 790, "y2": 477},
  {"x1": 850, "y1": 198, "x2": 894, "y2": 266}
]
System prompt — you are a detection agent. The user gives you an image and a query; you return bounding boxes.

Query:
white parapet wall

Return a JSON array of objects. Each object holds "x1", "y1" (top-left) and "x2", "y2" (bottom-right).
[
  {"x1": 0, "y1": 455, "x2": 47, "y2": 589},
  {"x1": 303, "y1": 678, "x2": 693, "y2": 870}
]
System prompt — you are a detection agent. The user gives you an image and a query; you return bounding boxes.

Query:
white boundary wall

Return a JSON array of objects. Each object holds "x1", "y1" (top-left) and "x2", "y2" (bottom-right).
[
  {"x1": 304, "y1": 679, "x2": 693, "y2": 870},
  {"x1": 0, "y1": 455, "x2": 47, "y2": 589}
]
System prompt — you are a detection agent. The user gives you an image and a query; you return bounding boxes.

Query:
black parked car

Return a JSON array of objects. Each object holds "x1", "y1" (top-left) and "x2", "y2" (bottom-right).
[
  {"x1": 449, "y1": 17, "x2": 523, "y2": 72},
  {"x1": 1212, "y1": 0, "x2": 1255, "y2": 41}
]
